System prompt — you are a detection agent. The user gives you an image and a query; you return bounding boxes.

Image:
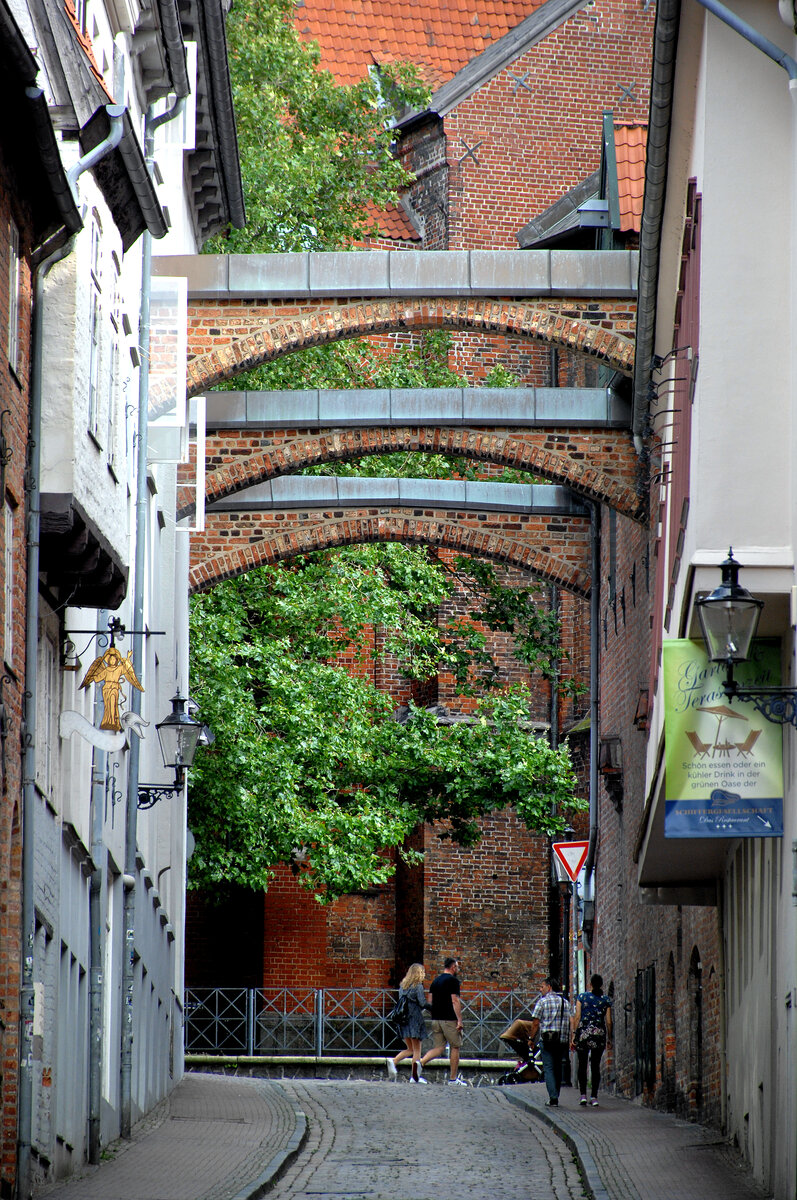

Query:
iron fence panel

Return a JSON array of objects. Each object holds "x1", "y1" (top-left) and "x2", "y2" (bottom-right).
[
  {"x1": 253, "y1": 988, "x2": 319, "y2": 1055},
  {"x1": 185, "y1": 987, "x2": 528, "y2": 1057},
  {"x1": 184, "y1": 988, "x2": 250, "y2": 1054}
]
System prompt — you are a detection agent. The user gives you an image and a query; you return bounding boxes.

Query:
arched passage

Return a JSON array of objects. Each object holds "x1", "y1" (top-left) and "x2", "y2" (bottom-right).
[
  {"x1": 181, "y1": 297, "x2": 636, "y2": 397},
  {"x1": 188, "y1": 514, "x2": 592, "y2": 597},
  {"x1": 179, "y1": 426, "x2": 643, "y2": 522}
]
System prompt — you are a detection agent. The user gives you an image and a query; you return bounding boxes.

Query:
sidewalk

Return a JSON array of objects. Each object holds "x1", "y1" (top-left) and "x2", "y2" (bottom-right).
[
  {"x1": 503, "y1": 1083, "x2": 772, "y2": 1200},
  {"x1": 38, "y1": 1073, "x2": 306, "y2": 1200}
]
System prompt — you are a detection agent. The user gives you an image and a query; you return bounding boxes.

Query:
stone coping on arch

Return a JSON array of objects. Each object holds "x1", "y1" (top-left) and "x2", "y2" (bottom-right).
[
  {"x1": 154, "y1": 248, "x2": 639, "y2": 300},
  {"x1": 207, "y1": 477, "x2": 589, "y2": 515},
  {"x1": 200, "y1": 386, "x2": 631, "y2": 431}
]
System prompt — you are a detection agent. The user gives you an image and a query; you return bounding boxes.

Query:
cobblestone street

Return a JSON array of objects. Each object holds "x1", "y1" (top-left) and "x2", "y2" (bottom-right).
[{"x1": 265, "y1": 1079, "x2": 585, "y2": 1200}]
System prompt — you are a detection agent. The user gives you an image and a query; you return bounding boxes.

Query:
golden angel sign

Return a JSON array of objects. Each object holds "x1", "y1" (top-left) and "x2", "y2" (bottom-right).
[{"x1": 80, "y1": 647, "x2": 144, "y2": 731}]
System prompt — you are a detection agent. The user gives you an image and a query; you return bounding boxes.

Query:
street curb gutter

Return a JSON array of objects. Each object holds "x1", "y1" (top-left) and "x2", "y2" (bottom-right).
[
  {"x1": 502, "y1": 1091, "x2": 613, "y2": 1200},
  {"x1": 232, "y1": 1089, "x2": 308, "y2": 1200}
]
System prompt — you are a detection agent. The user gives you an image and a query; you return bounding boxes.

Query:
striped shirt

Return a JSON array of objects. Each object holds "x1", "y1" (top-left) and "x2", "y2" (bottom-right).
[{"x1": 530, "y1": 990, "x2": 572, "y2": 1038}]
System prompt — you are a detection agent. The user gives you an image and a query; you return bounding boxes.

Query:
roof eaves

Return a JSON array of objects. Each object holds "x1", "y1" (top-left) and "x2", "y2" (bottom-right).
[
  {"x1": 189, "y1": 0, "x2": 245, "y2": 236},
  {"x1": 397, "y1": 0, "x2": 589, "y2": 126},
  {"x1": 80, "y1": 107, "x2": 168, "y2": 250},
  {"x1": 516, "y1": 169, "x2": 600, "y2": 248},
  {"x1": 156, "y1": 0, "x2": 190, "y2": 97}
]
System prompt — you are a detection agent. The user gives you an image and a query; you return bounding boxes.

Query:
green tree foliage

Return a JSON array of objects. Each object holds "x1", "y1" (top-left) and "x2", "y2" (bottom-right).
[
  {"x1": 209, "y1": 0, "x2": 428, "y2": 253},
  {"x1": 188, "y1": 2, "x2": 585, "y2": 899},
  {"x1": 188, "y1": 550, "x2": 585, "y2": 899}
]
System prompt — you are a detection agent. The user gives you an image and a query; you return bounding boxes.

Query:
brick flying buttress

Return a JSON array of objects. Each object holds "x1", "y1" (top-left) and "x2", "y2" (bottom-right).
[{"x1": 182, "y1": 296, "x2": 636, "y2": 397}]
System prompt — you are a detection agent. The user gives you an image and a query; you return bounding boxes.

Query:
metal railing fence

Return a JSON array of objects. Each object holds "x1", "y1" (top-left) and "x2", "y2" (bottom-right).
[{"x1": 184, "y1": 987, "x2": 528, "y2": 1057}]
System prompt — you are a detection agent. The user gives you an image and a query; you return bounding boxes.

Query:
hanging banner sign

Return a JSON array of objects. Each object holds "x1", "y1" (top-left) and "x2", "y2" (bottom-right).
[
  {"x1": 662, "y1": 640, "x2": 783, "y2": 838},
  {"x1": 552, "y1": 840, "x2": 590, "y2": 881}
]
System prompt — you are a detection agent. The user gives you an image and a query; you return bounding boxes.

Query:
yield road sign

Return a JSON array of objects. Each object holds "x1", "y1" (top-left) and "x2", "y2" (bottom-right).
[{"x1": 552, "y1": 840, "x2": 589, "y2": 882}]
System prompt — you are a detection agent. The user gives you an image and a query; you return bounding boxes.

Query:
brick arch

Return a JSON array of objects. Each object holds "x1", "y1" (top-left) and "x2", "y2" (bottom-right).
[
  {"x1": 179, "y1": 426, "x2": 644, "y2": 522},
  {"x1": 188, "y1": 515, "x2": 592, "y2": 597},
  {"x1": 183, "y1": 297, "x2": 635, "y2": 397}
]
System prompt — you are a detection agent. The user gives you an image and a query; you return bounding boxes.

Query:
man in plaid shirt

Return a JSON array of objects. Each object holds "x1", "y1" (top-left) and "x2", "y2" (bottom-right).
[{"x1": 530, "y1": 977, "x2": 572, "y2": 1106}]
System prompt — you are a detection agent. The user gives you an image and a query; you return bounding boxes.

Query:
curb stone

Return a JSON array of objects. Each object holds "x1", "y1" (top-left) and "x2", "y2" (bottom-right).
[
  {"x1": 502, "y1": 1090, "x2": 614, "y2": 1200},
  {"x1": 231, "y1": 1088, "x2": 308, "y2": 1200}
]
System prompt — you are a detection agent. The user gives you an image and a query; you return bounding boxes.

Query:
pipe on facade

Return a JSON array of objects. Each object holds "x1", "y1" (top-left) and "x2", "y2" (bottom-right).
[
  {"x1": 584, "y1": 502, "x2": 601, "y2": 881},
  {"x1": 87, "y1": 608, "x2": 109, "y2": 1164},
  {"x1": 631, "y1": 0, "x2": 681, "y2": 446},
  {"x1": 697, "y1": 0, "x2": 797, "y2": 78},
  {"x1": 120, "y1": 93, "x2": 185, "y2": 1141},
  {"x1": 18, "y1": 108, "x2": 125, "y2": 1200}
]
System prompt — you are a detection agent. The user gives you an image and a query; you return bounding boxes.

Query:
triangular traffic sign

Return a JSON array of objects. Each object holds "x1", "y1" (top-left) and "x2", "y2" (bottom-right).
[{"x1": 552, "y1": 840, "x2": 589, "y2": 882}]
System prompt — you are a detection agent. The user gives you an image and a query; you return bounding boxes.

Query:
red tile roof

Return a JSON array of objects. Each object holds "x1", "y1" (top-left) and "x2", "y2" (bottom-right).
[
  {"x1": 294, "y1": 0, "x2": 548, "y2": 89},
  {"x1": 64, "y1": 0, "x2": 114, "y2": 99},
  {"x1": 371, "y1": 201, "x2": 422, "y2": 243},
  {"x1": 614, "y1": 123, "x2": 646, "y2": 233}
]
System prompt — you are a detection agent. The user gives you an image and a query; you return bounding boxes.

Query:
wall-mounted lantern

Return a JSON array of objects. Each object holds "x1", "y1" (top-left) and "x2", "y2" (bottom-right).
[
  {"x1": 138, "y1": 694, "x2": 206, "y2": 809},
  {"x1": 695, "y1": 548, "x2": 797, "y2": 727},
  {"x1": 598, "y1": 735, "x2": 623, "y2": 810}
]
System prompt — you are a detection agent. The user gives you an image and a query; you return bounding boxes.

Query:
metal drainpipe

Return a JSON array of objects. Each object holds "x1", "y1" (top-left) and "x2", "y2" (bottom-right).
[
  {"x1": 695, "y1": 0, "x2": 797, "y2": 79},
  {"x1": 584, "y1": 503, "x2": 601, "y2": 882},
  {"x1": 88, "y1": 609, "x2": 108, "y2": 1164},
  {"x1": 18, "y1": 106, "x2": 124, "y2": 1200},
  {"x1": 120, "y1": 94, "x2": 185, "y2": 1141}
]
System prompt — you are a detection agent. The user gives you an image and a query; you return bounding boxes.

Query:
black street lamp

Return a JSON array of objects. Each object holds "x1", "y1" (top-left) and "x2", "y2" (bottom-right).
[
  {"x1": 695, "y1": 548, "x2": 797, "y2": 726},
  {"x1": 138, "y1": 694, "x2": 205, "y2": 809}
]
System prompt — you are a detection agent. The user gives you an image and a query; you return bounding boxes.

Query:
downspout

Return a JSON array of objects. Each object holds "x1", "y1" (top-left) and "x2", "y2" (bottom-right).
[
  {"x1": 584, "y1": 503, "x2": 601, "y2": 882},
  {"x1": 120, "y1": 93, "x2": 185, "y2": 1141},
  {"x1": 631, "y1": 0, "x2": 681, "y2": 450},
  {"x1": 88, "y1": 610, "x2": 108, "y2": 1164},
  {"x1": 695, "y1": 0, "x2": 797, "y2": 79},
  {"x1": 18, "y1": 106, "x2": 124, "y2": 1200}
]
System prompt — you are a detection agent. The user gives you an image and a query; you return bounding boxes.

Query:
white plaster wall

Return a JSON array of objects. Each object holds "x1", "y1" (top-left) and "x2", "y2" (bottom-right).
[{"x1": 652, "y1": 4, "x2": 797, "y2": 1195}]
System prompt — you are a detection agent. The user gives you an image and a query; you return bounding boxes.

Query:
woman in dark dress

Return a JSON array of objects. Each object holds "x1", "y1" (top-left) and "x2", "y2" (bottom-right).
[{"x1": 386, "y1": 963, "x2": 429, "y2": 1083}]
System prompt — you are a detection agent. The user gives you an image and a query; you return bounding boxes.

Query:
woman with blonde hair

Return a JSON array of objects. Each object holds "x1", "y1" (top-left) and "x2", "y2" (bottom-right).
[{"x1": 386, "y1": 963, "x2": 430, "y2": 1083}]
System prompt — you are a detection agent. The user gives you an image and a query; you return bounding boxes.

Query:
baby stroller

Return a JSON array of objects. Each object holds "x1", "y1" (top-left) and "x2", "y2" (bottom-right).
[{"x1": 496, "y1": 1032, "x2": 545, "y2": 1086}]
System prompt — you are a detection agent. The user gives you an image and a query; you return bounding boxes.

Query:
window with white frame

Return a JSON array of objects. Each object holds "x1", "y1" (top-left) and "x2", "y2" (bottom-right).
[
  {"x1": 87, "y1": 214, "x2": 102, "y2": 442},
  {"x1": 8, "y1": 219, "x2": 20, "y2": 373},
  {"x1": 35, "y1": 621, "x2": 59, "y2": 798},
  {"x1": 4, "y1": 500, "x2": 13, "y2": 664},
  {"x1": 107, "y1": 253, "x2": 121, "y2": 472}
]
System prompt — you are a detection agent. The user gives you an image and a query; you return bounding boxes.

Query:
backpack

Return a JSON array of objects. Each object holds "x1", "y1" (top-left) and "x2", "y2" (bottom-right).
[{"x1": 388, "y1": 992, "x2": 410, "y2": 1026}]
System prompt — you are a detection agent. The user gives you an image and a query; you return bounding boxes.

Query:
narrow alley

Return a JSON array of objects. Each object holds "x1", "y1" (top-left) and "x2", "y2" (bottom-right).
[{"x1": 38, "y1": 1072, "x2": 769, "y2": 1200}]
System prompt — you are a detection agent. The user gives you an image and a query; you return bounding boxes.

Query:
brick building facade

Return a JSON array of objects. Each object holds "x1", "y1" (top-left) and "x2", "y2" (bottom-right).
[{"x1": 184, "y1": 0, "x2": 654, "y2": 1007}]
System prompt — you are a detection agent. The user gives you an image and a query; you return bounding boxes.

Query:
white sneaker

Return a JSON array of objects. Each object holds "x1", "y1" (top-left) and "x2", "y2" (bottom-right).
[
  {"x1": 410, "y1": 1075, "x2": 429, "y2": 1084},
  {"x1": 446, "y1": 1075, "x2": 468, "y2": 1086},
  {"x1": 386, "y1": 1058, "x2": 398, "y2": 1080}
]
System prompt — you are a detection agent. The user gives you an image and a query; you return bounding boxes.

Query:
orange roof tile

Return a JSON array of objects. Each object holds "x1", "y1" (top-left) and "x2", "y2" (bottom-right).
[
  {"x1": 295, "y1": 0, "x2": 548, "y2": 89},
  {"x1": 64, "y1": 0, "x2": 114, "y2": 99},
  {"x1": 614, "y1": 123, "x2": 646, "y2": 233},
  {"x1": 363, "y1": 199, "x2": 422, "y2": 242}
]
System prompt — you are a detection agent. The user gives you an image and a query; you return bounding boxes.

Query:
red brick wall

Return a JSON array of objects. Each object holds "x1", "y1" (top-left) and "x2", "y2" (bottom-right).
[
  {"x1": 0, "y1": 162, "x2": 33, "y2": 1195},
  {"x1": 591, "y1": 511, "x2": 722, "y2": 1124}
]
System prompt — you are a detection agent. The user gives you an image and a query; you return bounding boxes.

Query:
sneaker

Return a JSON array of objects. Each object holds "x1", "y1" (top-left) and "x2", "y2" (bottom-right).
[
  {"x1": 579, "y1": 1096, "x2": 588, "y2": 1106},
  {"x1": 590, "y1": 1098, "x2": 599, "y2": 1107},
  {"x1": 386, "y1": 1058, "x2": 398, "y2": 1080},
  {"x1": 410, "y1": 1076, "x2": 429, "y2": 1084},
  {"x1": 446, "y1": 1075, "x2": 468, "y2": 1086},
  {"x1": 545, "y1": 1098, "x2": 559, "y2": 1107}
]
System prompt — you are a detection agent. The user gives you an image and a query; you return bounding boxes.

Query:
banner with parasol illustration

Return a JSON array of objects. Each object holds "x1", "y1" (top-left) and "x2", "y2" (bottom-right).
[{"x1": 662, "y1": 639, "x2": 783, "y2": 838}]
